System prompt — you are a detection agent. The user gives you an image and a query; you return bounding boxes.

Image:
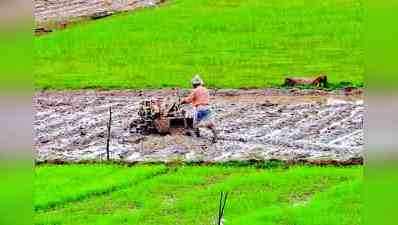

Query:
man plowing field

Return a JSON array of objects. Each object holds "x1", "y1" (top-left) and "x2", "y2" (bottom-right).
[
  {"x1": 129, "y1": 74, "x2": 218, "y2": 143},
  {"x1": 180, "y1": 75, "x2": 218, "y2": 143}
]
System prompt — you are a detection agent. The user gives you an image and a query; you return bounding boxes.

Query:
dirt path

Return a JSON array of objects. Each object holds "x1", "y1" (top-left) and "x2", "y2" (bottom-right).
[{"x1": 34, "y1": 88, "x2": 364, "y2": 164}]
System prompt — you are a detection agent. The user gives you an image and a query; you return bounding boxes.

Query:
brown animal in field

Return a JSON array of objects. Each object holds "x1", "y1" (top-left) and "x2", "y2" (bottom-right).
[{"x1": 284, "y1": 74, "x2": 328, "y2": 87}]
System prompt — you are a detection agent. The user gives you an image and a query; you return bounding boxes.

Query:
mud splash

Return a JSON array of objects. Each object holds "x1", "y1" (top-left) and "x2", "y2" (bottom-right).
[{"x1": 34, "y1": 89, "x2": 364, "y2": 164}]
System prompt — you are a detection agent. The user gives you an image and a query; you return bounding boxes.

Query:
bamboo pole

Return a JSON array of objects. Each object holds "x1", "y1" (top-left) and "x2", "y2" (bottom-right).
[{"x1": 106, "y1": 107, "x2": 112, "y2": 161}]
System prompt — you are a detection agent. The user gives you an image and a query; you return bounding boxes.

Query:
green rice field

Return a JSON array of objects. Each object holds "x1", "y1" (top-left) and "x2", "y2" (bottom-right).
[
  {"x1": 34, "y1": 164, "x2": 362, "y2": 225},
  {"x1": 34, "y1": 0, "x2": 364, "y2": 89}
]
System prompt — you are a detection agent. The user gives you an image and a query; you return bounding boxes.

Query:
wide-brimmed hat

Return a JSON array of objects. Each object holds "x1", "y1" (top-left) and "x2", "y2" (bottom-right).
[{"x1": 191, "y1": 74, "x2": 204, "y2": 85}]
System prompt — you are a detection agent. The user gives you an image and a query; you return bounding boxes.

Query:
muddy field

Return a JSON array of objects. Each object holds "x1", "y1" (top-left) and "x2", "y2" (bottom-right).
[{"x1": 34, "y1": 89, "x2": 364, "y2": 164}]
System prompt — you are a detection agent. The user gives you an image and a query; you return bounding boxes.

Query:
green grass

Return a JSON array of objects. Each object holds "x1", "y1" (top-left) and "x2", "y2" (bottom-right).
[
  {"x1": 34, "y1": 164, "x2": 167, "y2": 210},
  {"x1": 34, "y1": 164, "x2": 362, "y2": 225},
  {"x1": 34, "y1": 0, "x2": 364, "y2": 90}
]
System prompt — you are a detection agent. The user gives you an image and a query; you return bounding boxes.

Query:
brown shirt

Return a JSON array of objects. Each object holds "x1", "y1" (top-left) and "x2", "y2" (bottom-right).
[{"x1": 183, "y1": 86, "x2": 209, "y2": 107}]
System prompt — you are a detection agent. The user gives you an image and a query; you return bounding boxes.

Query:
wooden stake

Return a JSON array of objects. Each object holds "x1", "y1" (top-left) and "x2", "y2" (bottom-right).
[{"x1": 106, "y1": 107, "x2": 112, "y2": 161}]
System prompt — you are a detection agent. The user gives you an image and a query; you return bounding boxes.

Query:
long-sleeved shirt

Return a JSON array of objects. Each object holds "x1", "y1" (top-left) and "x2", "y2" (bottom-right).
[{"x1": 183, "y1": 86, "x2": 209, "y2": 107}]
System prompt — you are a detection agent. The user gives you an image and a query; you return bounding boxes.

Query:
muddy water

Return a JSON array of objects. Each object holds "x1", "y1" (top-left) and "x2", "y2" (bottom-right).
[{"x1": 33, "y1": 89, "x2": 364, "y2": 164}]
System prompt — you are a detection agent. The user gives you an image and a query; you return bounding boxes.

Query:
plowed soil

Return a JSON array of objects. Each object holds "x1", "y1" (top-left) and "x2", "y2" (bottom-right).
[{"x1": 34, "y1": 88, "x2": 364, "y2": 164}]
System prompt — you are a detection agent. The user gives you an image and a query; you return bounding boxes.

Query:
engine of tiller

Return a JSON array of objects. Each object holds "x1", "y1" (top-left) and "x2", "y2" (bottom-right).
[{"x1": 130, "y1": 99, "x2": 193, "y2": 135}]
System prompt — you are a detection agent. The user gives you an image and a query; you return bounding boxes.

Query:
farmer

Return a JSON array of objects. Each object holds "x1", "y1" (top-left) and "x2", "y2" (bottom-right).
[{"x1": 180, "y1": 74, "x2": 218, "y2": 143}]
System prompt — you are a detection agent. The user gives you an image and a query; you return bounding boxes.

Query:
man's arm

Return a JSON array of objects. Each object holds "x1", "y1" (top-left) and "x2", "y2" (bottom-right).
[{"x1": 181, "y1": 90, "x2": 196, "y2": 104}]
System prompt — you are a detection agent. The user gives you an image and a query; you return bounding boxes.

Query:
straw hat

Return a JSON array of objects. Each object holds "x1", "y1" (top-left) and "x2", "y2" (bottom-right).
[{"x1": 191, "y1": 74, "x2": 204, "y2": 85}]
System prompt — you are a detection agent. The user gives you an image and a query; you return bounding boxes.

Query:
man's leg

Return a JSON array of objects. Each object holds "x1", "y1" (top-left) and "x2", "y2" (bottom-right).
[{"x1": 190, "y1": 109, "x2": 200, "y2": 137}]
